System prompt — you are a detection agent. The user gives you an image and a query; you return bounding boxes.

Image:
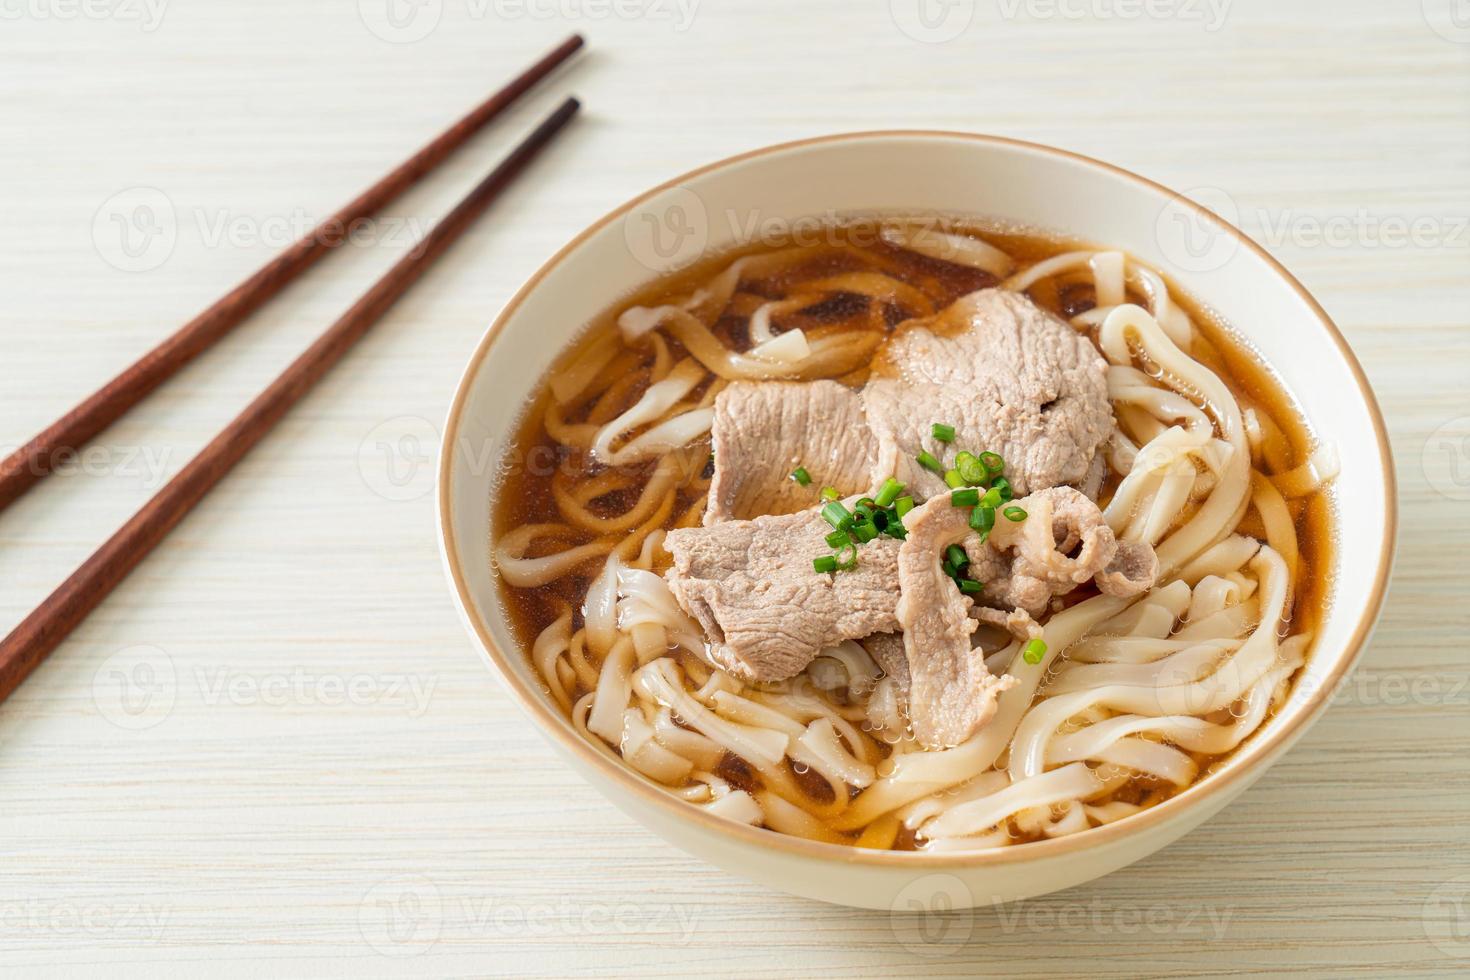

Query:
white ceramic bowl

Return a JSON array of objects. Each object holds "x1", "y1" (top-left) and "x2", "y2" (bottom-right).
[{"x1": 438, "y1": 132, "x2": 1395, "y2": 910}]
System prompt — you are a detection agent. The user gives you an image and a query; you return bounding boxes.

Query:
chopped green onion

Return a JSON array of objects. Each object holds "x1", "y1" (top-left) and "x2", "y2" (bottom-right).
[
  {"x1": 791, "y1": 466, "x2": 811, "y2": 486},
  {"x1": 943, "y1": 468, "x2": 966, "y2": 489},
  {"x1": 931, "y1": 423, "x2": 956, "y2": 443},
  {"x1": 958, "y1": 578, "x2": 984, "y2": 594},
  {"x1": 834, "y1": 543, "x2": 859, "y2": 571},
  {"x1": 825, "y1": 529, "x2": 850, "y2": 548},
  {"x1": 949, "y1": 487, "x2": 980, "y2": 507},
  {"x1": 979, "y1": 451, "x2": 1005, "y2": 476},
  {"x1": 916, "y1": 450, "x2": 944, "y2": 474},
  {"x1": 1023, "y1": 637, "x2": 1048, "y2": 665},
  {"x1": 871, "y1": 510, "x2": 889, "y2": 531},
  {"x1": 955, "y1": 451, "x2": 988, "y2": 486},
  {"x1": 884, "y1": 520, "x2": 908, "y2": 541},
  {"x1": 875, "y1": 478, "x2": 905, "y2": 508},
  {"x1": 1003, "y1": 505, "x2": 1028, "y2": 522},
  {"x1": 941, "y1": 559, "x2": 957, "y2": 578},
  {"x1": 970, "y1": 504, "x2": 995, "y2": 532},
  {"x1": 852, "y1": 520, "x2": 879, "y2": 543},
  {"x1": 821, "y1": 501, "x2": 853, "y2": 531},
  {"x1": 820, "y1": 486, "x2": 840, "y2": 501},
  {"x1": 895, "y1": 496, "x2": 915, "y2": 519},
  {"x1": 946, "y1": 544, "x2": 969, "y2": 570},
  {"x1": 992, "y1": 476, "x2": 1013, "y2": 502},
  {"x1": 812, "y1": 555, "x2": 838, "y2": 574},
  {"x1": 981, "y1": 486, "x2": 1004, "y2": 509}
]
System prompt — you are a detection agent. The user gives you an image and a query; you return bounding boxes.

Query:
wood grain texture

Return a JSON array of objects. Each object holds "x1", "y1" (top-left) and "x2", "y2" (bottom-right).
[
  {"x1": 0, "y1": 95, "x2": 578, "y2": 703},
  {"x1": 0, "y1": 1, "x2": 1465, "y2": 976},
  {"x1": 0, "y1": 33, "x2": 581, "y2": 512}
]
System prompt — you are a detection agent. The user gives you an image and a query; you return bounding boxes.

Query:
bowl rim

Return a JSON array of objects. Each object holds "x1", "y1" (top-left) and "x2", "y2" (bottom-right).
[{"x1": 438, "y1": 129, "x2": 1397, "y2": 869}]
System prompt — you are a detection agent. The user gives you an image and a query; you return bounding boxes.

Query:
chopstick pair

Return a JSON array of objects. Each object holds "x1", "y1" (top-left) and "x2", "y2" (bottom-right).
[{"x1": 0, "y1": 37, "x2": 585, "y2": 703}]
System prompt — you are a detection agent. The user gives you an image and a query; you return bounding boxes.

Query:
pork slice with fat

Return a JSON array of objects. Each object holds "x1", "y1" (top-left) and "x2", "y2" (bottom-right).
[
  {"x1": 705, "y1": 380, "x2": 877, "y2": 524},
  {"x1": 968, "y1": 486, "x2": 1159, "y2": 616},
  {"x1": 866, "y1": 288, "x2": 1113, "y2": 501},
  {"x1": 892, "y1": 487, "x2": 1160, "y2": 748},
  {"x1": 663, "y1": 504, "x2": 900, "y2": 682},
  {"x1": 895, "y1": 495, "x2": 1018, "y2": 749}
]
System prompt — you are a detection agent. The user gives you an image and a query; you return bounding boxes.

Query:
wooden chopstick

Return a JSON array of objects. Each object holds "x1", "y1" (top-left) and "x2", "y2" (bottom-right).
[
  {"x1": 0, "y1": 33, "x2": 584, "y2": 514},
  {"x1": 0, "y1": 96, "x2": 581, "y2": 705}
]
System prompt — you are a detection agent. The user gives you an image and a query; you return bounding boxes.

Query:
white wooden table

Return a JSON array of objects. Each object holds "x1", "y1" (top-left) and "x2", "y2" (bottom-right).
[{"x1": 2, "y1": 1, "x2": 1467, "y2": 975}]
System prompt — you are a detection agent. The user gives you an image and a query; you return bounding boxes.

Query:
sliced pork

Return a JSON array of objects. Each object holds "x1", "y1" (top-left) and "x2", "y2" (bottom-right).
[
  {"x1": 663, "y1": 504, "x2": 901, "y2": 682},
  {"x1": 675, "y1": 289, "x2": 1130, "y2": 746},
  {"x1": 705, "y1": 381, "x2": 875, "y2": 524},
  {"x1": 865, "y1": 289, "x2": 1113, "y2": 500},
  {"x1": 965, "y1": 486, "x2": 1159, "y2": 616},
  {"x1": 700, "y1": 289, "x2": 1113, "y2": 525},
  {"x1": 857, "y1": 632, "x2": 909, "y2": 691},
  {"x1": 895, "y1": 496, "x2": 1018, "y2": 749},
  {"x1": 974, "y1": 605, "x2": 1044, "y2": 644},
  {"x1": 1097, "y1": 540, "x2": 1162, "y2": 598},
  {"x1": 890, "y1": 488, "x2": 1158, "y2": 747}
]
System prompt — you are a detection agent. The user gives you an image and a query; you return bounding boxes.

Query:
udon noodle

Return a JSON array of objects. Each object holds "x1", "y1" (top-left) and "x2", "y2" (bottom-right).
[{"x1": 492, "y1": 220, "x2": 1334, "y2": 851}]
